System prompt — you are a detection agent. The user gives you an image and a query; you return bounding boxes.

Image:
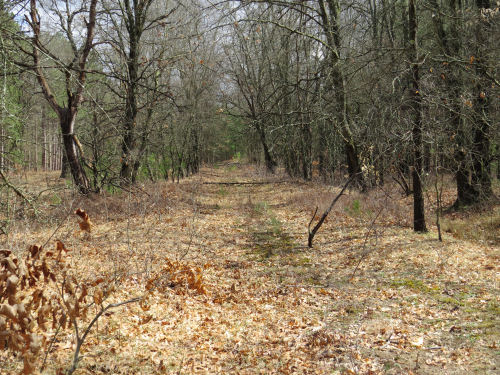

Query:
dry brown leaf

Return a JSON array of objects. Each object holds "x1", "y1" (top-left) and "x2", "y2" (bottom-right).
[
  {"x1": 0, "y1": 303, "x2": 17, "y2": 321},
  {"x1": 93, "y1": 286, "x2": 103, "y2": 305},
  {"x1": 28, "y1": 245, "x2": 42, "y2": 259},
  {"x1": 55, "y1": 240, "x2": 70, "y2": 253},
  {"x1": 75, "y1": 208, "x2": 93, "y2": 233}
]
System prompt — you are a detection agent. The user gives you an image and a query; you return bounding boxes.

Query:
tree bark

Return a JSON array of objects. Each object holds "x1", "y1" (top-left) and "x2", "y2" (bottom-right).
[
  {"x1": 61, "y1": 109, "x2": 90, "y2": 192},
  {"x1": 60, "y1": 148, "x2": 70, "y2": 179},
  {"x1": 470, "y1": 0, "x2": 493, "y2": 200},
  {"x1": 408, "y1": 0, "x2": 426, "y2": 232},
  {"x1": 119, "y1": 0, "x2": 155, "y2": 185},
  {"x1": 257, "y1": 124, "x2": 276, "y2": 173}
]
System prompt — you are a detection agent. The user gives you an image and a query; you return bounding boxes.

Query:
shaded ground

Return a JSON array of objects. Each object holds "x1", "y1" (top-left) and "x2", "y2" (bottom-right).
[{"x1": 1, "y1": 164, "x2": 499, "y2": 374}]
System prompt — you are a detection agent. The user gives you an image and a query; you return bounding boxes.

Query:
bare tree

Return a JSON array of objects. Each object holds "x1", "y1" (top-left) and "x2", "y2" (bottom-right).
[
  {"x1": 222, "y1": 9, "x2": 282, "y2": 173},
  {"x1": 100, "y1": 0, "x2": 178, "y2": 184},
  {"x1": 21, "y1": 0, "x2": 99, "y2": 193}
]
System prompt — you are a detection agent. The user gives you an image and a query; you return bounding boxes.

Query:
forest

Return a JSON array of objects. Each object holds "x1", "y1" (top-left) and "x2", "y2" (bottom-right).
[{"x1": 0, "y1": 0, "x2": 499, "y2": 374}]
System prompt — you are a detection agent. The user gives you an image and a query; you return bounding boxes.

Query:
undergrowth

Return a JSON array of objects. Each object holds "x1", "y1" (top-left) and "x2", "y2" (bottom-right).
[{"x1": 441, "y1": 205, "x2": 500, "y2": 245}]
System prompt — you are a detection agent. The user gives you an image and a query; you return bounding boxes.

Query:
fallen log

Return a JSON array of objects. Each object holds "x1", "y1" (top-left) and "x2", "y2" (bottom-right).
[{"x1": 202, "y1": 180, "x2": 288, "y2": 185}]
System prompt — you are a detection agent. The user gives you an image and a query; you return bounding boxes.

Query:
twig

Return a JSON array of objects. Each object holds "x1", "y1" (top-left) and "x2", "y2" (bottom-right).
[
  {"x1": 66, "y1": 297, "x2": 141, "y2": 375},
  {"x1": 350, "y1": 205, "x2": 384, "y2": 281},
  {"x1": 41, "y1": 322, "x2": 62, "y2": 371}
]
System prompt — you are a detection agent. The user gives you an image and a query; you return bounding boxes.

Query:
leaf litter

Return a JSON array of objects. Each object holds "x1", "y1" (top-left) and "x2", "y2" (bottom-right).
[{"x1": 1, "y1": 165, "x2": 498, "y2": 374}]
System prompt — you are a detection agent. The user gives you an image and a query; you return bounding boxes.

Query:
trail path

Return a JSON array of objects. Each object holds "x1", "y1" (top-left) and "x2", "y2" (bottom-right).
[{"x1": 2, "y1": 165, "x2": 498, "y2": 374}]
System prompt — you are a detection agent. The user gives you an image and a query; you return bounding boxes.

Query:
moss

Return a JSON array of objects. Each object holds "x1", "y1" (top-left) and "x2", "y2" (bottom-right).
[
  {"x1": 389, "y1": 278, "x2": 439, "y2": 294},
  {"x1": 296, "y1": 257, "x2": 312, "y2": 266},
  {"x1": 251, "y1": 230, "x2": 296, "y2": 259},
  {"x1": 436, "y1": 295, "x2": 464, "y2": 306}
]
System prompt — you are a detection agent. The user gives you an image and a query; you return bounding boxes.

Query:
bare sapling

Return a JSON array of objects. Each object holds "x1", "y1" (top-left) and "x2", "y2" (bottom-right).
[{"x1": 308, "y1": 175, "x2": 356, "y2": 248}]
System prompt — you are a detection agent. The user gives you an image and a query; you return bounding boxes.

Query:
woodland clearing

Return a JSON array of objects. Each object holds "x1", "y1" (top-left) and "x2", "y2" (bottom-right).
[{"x1": 1, "y1": 164, "x2": 499, "y2": 375}]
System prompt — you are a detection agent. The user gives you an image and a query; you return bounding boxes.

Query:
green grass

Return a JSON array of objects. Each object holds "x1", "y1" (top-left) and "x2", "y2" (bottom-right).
[
  {"x1": 389, "y1": 278, "x2": 439, "y2": 294},
  {"x1": 250, "y1": 230, "x2": 295, "y2": 259},
  {"x1": 217, "y1": 187, "x2": 228, "y2": 197}
]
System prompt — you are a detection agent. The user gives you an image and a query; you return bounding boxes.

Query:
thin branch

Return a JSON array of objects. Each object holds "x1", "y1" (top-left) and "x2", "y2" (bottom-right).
[
  {"x1": 66, "y1": 297, "x2": 142, "y2": 375},
  {"x1": 0, "y1": 169, "x2": 36, "y2": 210}
]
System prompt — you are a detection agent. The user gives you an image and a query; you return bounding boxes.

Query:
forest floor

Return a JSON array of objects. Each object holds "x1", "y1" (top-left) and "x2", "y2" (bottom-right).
[{"x1": 1, "y1": 164, "x2": 499, "y2": 374}]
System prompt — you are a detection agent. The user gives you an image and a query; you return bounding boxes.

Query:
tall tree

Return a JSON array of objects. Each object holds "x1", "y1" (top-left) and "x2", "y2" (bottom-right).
[
  {"x1": 428, "y1": 0, "x2": 497, "y2": 207},
  {"x1": 317, "y1": 0, "x2": 365, "y2": 189},
  {"x1": 22, "y1": 0, "x2": 98, "y2": 193},
  {"x1": 408, "y1": 0, "x2": 426, "y2": 231},
  {"x1": 101, "y1": 0, "x2": 176, "y2": 184}
]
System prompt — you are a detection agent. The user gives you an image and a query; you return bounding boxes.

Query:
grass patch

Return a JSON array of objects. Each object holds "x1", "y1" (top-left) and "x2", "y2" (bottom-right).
[
  {"x1": 49, "y1": 192, "x2": 62, "y2": 205},
  {"x1": 217, "y1": 187, "x2": 228, "y2": 197},
  {"x1": 250, "y1": 230, "x2": 296, "y2": 259},
  {"x1": 345, "y1": 199, "x2": 362, "y2": 216},
  {"x1": 247, "y1": 200, "x2": 296, "y2": 259},
  {"x1": 253, "y1": 201, "x2": 269, "y2": 215},
  {"x1": 441, "y1": 206, "x2": 500, "y2": 245},
  {"x1": 435, "y1": 295, "x2": 465, "y2": 307},
  {"x1": 389, "y1": 278, "x2": 439, "y2": 294}
]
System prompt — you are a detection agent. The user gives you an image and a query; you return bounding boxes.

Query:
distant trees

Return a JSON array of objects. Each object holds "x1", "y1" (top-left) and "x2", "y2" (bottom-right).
[
  {"x1": 220, "y1": 0, "x2": 498, "y2": 231},
  {"x1": 1, "y1": 0, "x2": 224, "y2": 189},
  {"x1": 222, "y1": 6, "x2": 281, "y2": 173},
  {"x1": 0, "y1": 0, "x2": 497, "y2": 228}
]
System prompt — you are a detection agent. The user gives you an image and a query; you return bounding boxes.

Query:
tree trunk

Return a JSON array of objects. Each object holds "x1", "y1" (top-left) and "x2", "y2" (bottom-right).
[
  {"x1": 301, "y1": 124, "x2": 312, "y2": 180},
  {"x1": 496, "y1": 145, "x2": 500, "y2": 180},
  {"x1": 0, "y1": 124, "x2": 4, "y2": 171},
  {"x1": 409, "y1": 0, "x2": 426, "y2": 232},
  {"x1": 262, "y1": 139, "x2": 276, "y2": 173},
  {"x1": 60, "y1": 148, "x2": 69, "y2": 178},
  {"x1": 319, "y1": 0, "x2": 365, "y2": 189},
  {"x1": 41, "y1": 106, "x2": 47, "y2": 170},
  {"x1": 256, "y1": 122, "x2": 276, "y2": 173},
  {"x1": 120, "y1": 55, "x2": 138, "y2": 184},
  {"x1": 470, "y1": 0, "x2": 493, "y2": 200},
  {"x1": 61, "y1": 109, "x2": 90, "y2": 194}
]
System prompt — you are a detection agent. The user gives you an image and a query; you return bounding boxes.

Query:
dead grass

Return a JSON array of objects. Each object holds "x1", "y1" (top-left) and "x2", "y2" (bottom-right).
[{"x1": 441, "y1": 204, "x2": 500, "y2": 246}]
